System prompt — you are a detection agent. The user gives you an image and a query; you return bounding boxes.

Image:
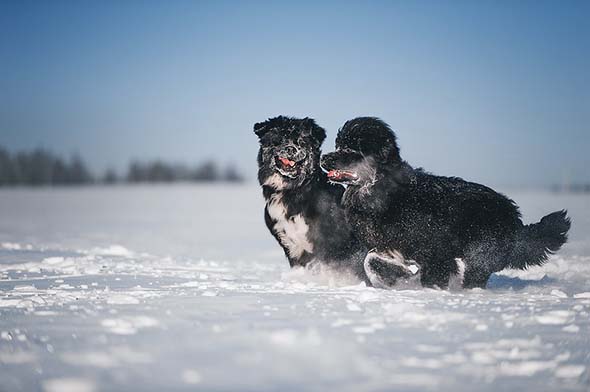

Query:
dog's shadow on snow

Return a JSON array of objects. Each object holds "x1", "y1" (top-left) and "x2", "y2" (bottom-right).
[{"x1": 486, "y1": 274, "x2": 556, "y2": 290}]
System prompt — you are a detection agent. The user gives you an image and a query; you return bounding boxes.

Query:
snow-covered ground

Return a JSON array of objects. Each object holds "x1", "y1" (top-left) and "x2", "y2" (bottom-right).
[{"x1": 0, "y1": 184, "x2": 588, "y2": 391}]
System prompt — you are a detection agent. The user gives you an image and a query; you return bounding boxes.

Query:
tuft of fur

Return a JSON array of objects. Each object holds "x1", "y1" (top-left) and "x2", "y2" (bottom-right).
[{"x1": 509, "y1": 210, "x2": 571, "y2": 269}]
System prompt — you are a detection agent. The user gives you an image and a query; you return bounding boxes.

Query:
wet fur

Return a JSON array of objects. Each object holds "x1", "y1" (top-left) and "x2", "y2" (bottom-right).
[
  {"x1": 322, "y1": 117, "x2": 571, "y2": 288},
  {"x1": 254, "y1": 116, "x2": 367, "y2": 280}
]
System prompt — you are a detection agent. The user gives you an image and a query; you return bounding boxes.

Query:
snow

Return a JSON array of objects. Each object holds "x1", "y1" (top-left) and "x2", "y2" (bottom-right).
[
  {"x1": 181, "y1": 368, "x2": 202, "y2": 384},
  {"x1": 42, "y1": 378, "x2": 96, "y2": 392},
  {"x1": 0, "y1": 184, "x2": 589, "y2": 391}
]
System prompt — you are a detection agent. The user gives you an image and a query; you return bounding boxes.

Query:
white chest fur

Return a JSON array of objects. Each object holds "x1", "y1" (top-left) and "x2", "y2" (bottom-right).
[{"x1": 266, "y1": 194, "x2": 314, "y2": 259}]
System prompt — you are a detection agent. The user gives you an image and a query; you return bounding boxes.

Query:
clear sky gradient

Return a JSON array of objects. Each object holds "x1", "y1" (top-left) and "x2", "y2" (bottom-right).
[{"x1": 1, "y1": 0, "x2": 588, "y2": 186}]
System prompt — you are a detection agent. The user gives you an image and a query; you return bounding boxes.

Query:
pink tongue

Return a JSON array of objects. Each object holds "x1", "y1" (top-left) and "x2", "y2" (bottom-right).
[
  {"x1": 327, "y1": 170, "x2": 355, "y2": 180},
  {"x1": 279, "y1": 157, "x2": 296, "y2": 167}
]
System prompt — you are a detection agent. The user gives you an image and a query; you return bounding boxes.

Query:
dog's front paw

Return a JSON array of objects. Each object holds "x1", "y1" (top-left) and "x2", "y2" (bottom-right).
[{"x1": 363, "y1": 250, "x2": 420, "y2": 289}]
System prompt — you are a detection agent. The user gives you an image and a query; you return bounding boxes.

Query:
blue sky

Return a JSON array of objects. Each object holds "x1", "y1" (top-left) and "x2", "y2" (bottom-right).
[{"x1": 1, "y1": 0, "x2": 588, "y2": 186}]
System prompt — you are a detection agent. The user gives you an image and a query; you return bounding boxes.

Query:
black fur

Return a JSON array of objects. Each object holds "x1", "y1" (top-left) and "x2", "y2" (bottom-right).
[
  {"x1": 254, "y1": 116, "x2": 366, "y2": 279},
  {"x1": 321, "y1": 117, "x2": 571, "y2": 288}
]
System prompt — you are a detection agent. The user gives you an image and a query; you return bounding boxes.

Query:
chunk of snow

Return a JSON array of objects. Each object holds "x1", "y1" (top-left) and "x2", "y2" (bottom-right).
[
  {"x1": 535, "y1": 311, "x2": 573, "y2": 325},
  {"x1": 346, "y1": 303, "x2": 362, "y2": 312},
  {"x1": 498, "y1": 360, "x2": 557, "y2": 376},
  {"x1": 179, "y1": 281, "x2": 200, "y2": 287},
  {"x1": 554, "y1": 365, "x2": 585, "y2": 378},
  {"x1": 43, "y1": 257, "x2": 65, "y2": 265},
  {"x1": 35, "y1": 311, "x2": 59, "y2": 316},
  {"x1": 550, "y1": 289, "x2": 568, "y2": 298},
  {"x1": 1, "y1": 242, "x2": 32, "y2": 250},
  {"x1": 0, "y1": 299, "x2": 21, "y2": 308},
  {"x1": 43, "y1": 378, "x2": 96, "y2": 392},
  {"x1": 101, "y1": 317, "x2": 159, "y2": 335},
  {"x1": 90, "y1": 245, "x2": 133, "y2": 257},
  {"x1": 562, "y1": 325, "x2": 580, "y2": 333},
  {"x1": 106, "y1": 295, "x2": 140, "y2": 305}
]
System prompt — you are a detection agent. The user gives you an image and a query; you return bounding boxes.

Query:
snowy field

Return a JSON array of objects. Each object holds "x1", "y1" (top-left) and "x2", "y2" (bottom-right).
[{"x1": 0, "y1": 184, "x2": 589, "y2": 392}]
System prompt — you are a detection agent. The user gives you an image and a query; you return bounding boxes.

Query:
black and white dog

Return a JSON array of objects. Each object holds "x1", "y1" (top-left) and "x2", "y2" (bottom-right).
[
  {"x1": 321, "y1": 117, "x2": 571, "y2": 289},
  {"x1": 254, "y1": 116, "x2": 366, "y2": 279}
]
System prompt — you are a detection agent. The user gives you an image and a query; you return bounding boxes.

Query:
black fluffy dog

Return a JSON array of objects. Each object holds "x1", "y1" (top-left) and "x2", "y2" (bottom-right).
[
  {"x1": 254, "y1": 116, "x2": 366, "y2": 279},
  {"x1": 321, "y1": 117, "x2": 571, "y2": 289}
]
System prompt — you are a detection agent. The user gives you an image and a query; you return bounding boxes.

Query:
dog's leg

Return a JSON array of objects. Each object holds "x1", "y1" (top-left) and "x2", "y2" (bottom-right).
[
  {"x1": 363, "y1": 249, "x2": 420, "y2": 289},
  {"x1": 461, "y1": 245, "x2": 496, "y2": 289},
  {"x1": 462, "y1": 266, "x2": 491, "y2": 289},
  {"x1": 448, "y1": 258, "x2": 466, "y2": 290},
  {"x1": 285, "y1": 250, "x2": 315, "y2": 268},
  {"x1": 420, "y1": 258, "x2": 461, "y2": 289}
]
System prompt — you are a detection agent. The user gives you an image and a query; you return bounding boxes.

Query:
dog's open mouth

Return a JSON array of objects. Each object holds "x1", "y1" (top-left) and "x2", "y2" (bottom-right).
[
  {"x1": 275, "y1": 157, "x2": 301, "y2": 178},
  {"x1": 327, "y1": 169, "x2": 358, "y2": 183}
]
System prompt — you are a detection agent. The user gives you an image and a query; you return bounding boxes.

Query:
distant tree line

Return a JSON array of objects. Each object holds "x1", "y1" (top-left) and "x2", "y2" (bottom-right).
[
  {"x1": 122, "y1": 160, "x2": 243, "y2": 183},
  {"x1": 0, "y1": 147, "x2": 93, "y2": 186},
  {"x1": 0, "y1": 146, "x2": 244, "y2": 186}
]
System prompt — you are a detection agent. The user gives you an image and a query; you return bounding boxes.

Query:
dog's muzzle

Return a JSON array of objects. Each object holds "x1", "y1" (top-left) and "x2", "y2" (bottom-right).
[{"x1": 274, "y1": 145, "x2": 307, "y2": 178}]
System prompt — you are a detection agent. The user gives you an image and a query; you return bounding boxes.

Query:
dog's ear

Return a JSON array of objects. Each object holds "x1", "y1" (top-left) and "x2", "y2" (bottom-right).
[
  {"x1": 376, "y1": 142, "x2": 398, "y2": 164},
  {"x1": 311, "y1": 123, "x2": 326, "y2": 146},
  {"x1": 253, "y1": 121, "x2": 270, "y2": 139},
  {"x1": 302, "y1": 118, "x2": 326, "y2": 146},
  {"x1": 363, "y1": 119, "x2": 401, "y2": 164}
]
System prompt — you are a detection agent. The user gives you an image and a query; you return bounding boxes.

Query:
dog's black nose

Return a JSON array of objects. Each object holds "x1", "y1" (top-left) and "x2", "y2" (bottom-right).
[
  {"x1": 283, "y1": 146, "x2": 297, "y2": 156},
  {"x1": 278, "y1": 145, "x2": 305, "y2": 161}
]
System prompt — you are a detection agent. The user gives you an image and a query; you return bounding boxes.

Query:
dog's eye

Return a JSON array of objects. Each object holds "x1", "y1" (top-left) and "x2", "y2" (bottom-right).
[
  {"x1": 296, "y1": 138, "x2": 308, "y2": 147},
  {"x1": 261, "y1": 134, "x2": 280, "y2": 146}
]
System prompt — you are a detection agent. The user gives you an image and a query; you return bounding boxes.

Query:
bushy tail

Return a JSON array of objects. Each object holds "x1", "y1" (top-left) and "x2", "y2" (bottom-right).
[{"x1": 508, "y1": 210, "x2": 571, "y2": 270}]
